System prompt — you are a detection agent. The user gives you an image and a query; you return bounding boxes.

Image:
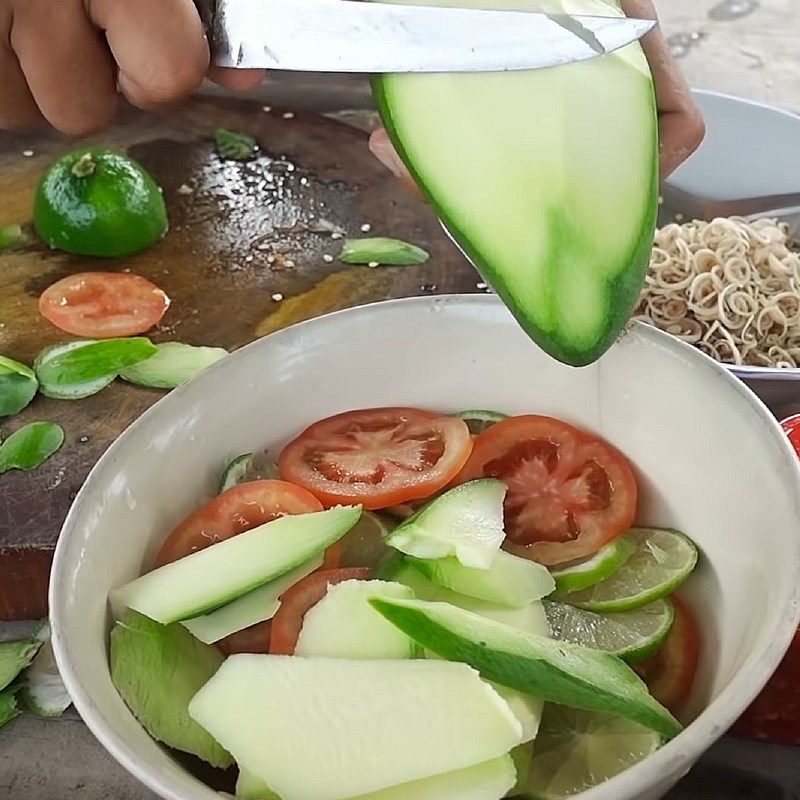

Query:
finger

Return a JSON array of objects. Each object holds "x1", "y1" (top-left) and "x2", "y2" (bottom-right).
[
  {"x1": 621, "y1": 0, "x2": 705, "y2": 177},
  {"x1": 10, "y1": 0, "x2": 117, "y2": 135},
  {"x1": 87, "y1": 0, "x2": 209, "y2": 109},
  {"x1": 0, "y1": 43, "x2": 44, "y2": 131},
  {"x1": 207, "y1": 66, "x2": 265, "y2": 93},
  {"x1": 369, "y1": 128, "x2": 425, "y2": 201}
]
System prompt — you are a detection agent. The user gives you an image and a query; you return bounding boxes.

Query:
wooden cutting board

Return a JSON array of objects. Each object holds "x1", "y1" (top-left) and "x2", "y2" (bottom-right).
[{"x1": 0, "y1": 96, "x2": 480, "y2": 620}]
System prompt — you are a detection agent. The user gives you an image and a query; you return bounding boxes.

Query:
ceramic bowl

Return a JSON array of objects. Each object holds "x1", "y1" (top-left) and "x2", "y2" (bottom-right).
[{"x1": 51, "y1": 295, "x2": 800, "y2": 800}]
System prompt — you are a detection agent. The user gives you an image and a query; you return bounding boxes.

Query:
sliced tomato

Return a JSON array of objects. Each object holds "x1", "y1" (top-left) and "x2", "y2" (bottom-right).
[
  {"x1": 153, "y1": 479, "x2": 323, "y2": 567},
  {"x1": 278, "y1": 408, "x2": 473, "y2": 510},
  {"x1": 38, "y1": 272, "x2": 170, "y2": 338},
  {"x1": 635, "y1": 596, "x2": 700, "y2": 714},
  {"x1": 781, "y1": 415, "x2": 800, "y2": 457},
  {"x1": 216, "y1": 620, "x2": 272, "y2": 656},
  {"x1": 455, "y1": 415, "x2": 637, "y2": 566},
  {"x1": 269, "y1": 567, "x2": 371, "y2": 655},
  {"x1": 730, "y1": 626, "x2": 800, "y2": 745}
]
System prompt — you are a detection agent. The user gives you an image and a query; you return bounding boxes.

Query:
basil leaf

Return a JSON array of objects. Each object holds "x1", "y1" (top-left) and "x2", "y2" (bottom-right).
[
  {"x1": 35, "y1": 338, "x2": 156, "y2": 399},
  {"x1": 119, "y1": 342, "x2": 227, "y2": 390},
  {"x1": 0, "y1": 355, "x2": 38, "y2": 417},
  {"x1": 339, "y1": 238, "x2": 429, "y2": 266},
  {"x1": 0, "y1": 224, "x2": 28, "y2": 251},
  {"x1": 214, "y1": 129, "x2": 258, "y2": 162},
  {"x1": 0, "y1": 422, "x2": 64, "y2": 474}
]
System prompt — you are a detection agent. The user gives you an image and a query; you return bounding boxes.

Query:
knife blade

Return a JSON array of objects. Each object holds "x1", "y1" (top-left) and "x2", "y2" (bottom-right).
[{"x1": 197, "y1": 0, "x2": 656, "y2": 73}]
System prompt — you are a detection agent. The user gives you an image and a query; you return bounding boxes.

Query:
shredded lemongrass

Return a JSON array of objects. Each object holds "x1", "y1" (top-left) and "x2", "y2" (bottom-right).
[{"x1": 635, "y1": 217, "x2": 800, "y2": 368}]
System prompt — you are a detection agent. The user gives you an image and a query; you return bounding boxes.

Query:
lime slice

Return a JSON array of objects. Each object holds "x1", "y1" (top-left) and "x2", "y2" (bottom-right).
[
  {"x1": 455, "y1": 409, "x2": 508, "y2": 435},
  {"x1": 544, "y1": 599, "x2": 674, "y2": 662},
  {"x1": 550, "y1": 536, "x2": 637, "y2": 595},
  {"x1": 338, "y1": 510, "x2": 395, "y2": 569},
  {"x1": 559, "y1": 529, "x2": 698, "y2": 612},
  {"x1": 522, "y1": 704, "x2": 662, "y2": 799}
]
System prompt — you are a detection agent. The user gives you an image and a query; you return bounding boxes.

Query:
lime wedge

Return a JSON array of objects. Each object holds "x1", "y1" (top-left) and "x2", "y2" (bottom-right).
[
  {"x1": 522, "y1": 704, "x2": 662, "y2": 799},
  {"x1": 550, "y1": 537, "x2": 637, "y2": 595},
  {"x1": 559, "y1": 529, "x2": 698, "y2": 612},
  {"x1": 455, "y1": 410, "x2": 508, "y2": 435},
  {"x1": 544, "y1": 599, "x2": 674, "y2": 662}
]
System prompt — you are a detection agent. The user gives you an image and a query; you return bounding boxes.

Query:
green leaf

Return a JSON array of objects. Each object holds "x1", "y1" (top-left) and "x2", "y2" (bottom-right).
[
  {"x1": 35, "y1": 338, "x2": 156, "y2": 399},
  {"x1": 119, "y1": 342, "x2": 227, "y2": 390},
  {"x1": 0, "y1": 355, "x2": 38, "y2": 417},
  {"x1": 0, "y1": 224, "x2": 29, "y2": 251},
  {"x1": 0, "y1": 688, "x2": 20, "y2": 729},
  {"x1": 339, "y1": 237, "x2": 429, "y2": 266},
  {"x1": 214, "y1": 129, "x2": 258, "y2": 162},
  {"x1": 0, "y1": 422, "x2": 64, "y2": 474},
  {"x1": 0, "y1": 623, "x2": 47, "y2": 691}
]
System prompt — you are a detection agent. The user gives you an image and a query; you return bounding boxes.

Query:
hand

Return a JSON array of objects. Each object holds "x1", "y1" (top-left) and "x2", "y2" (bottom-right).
[
  {"x1": 0, "y1": 0, "x2": 263, "y2": 135},
  {"x1": 370, "y1": 0, "x2": 705, "y2": 189}
]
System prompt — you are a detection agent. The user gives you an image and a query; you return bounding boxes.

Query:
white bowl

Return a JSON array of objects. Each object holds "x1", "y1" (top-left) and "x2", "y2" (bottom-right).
[{"x1": 51, "y1": 295, "x2": 800, "y2": 800}]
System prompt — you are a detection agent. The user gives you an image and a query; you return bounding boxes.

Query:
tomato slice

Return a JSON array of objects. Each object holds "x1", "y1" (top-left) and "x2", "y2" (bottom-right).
[
  {"x1": 38, "y1": 272, "x2": 170, "y2": 338},
  {"x1": 781, "y1": 415, "x2": 800, "y2": 458},
  {"x1": 153, "y1": 479, "x2": 323, "y2": 567},
  {"x1": 269, "y1": 567, "x2": 371, "y2": 655},
  {"x1": 635, "y1": 596, "x2": 700, "y2": 714},
  {"x1": 278, "y1": 408, "x2": 473, "y2": 510},
  {"x1": 216, "y1": 620, "x2": 273, "y2": 656},
  {"x1": 730, "y1": 627, "x2": 800, "y2": 745},
  {"x1": 455, "y1": 415, "x2": 637, "y2": 566}
]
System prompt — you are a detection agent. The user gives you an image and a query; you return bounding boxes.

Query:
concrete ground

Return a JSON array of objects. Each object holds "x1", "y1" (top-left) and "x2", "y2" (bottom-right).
[{"x1": 2, "y1": 1, "x2": 798, "y2": 798}]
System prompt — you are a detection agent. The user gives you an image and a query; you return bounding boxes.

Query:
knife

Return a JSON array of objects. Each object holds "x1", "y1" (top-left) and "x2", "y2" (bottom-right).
[{"x1": 195, "y1": 0, "x2": 656, "y2": 73}]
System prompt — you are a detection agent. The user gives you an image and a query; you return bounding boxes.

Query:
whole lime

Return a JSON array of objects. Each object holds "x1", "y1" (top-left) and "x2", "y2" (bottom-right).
[{"x1": 33, "y1": 148, "x2": 168, "y2": 258}]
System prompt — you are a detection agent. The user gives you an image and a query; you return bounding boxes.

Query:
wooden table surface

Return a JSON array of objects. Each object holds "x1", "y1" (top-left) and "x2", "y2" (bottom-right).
[{"x1": 2, "y1": 1, "x2": 799, "y2": 798}]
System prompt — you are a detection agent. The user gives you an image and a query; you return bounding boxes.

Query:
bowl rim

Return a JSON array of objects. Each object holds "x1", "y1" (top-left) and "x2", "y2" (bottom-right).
[{"x1": 50, "y1": 293, "x2": 800, "y2": 800}]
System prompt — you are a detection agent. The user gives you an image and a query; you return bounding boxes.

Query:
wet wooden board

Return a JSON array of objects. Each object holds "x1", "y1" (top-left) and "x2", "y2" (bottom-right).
[{"x1": 0, "y1": 96, "x2": 480, "y2": 620}]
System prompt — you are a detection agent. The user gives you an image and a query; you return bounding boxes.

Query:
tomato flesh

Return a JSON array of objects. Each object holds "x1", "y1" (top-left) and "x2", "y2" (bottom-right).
[
  {"x1": 216, "y1": 620, "x2": 273, "y2": 656},
  {"x1": 278, "y1": 408, "x2": 473, "y2": 510},
  {"x1": 781, "y1": 415, "x2": 800, "y2": 458},
  {"x1": 269, "y1": 568, "x2": 371, "y2": 655},
  {"x1": 153, "y1": 479, "x2": 323, "y2": 567},
  {"x1": 635, "y1": 595, "x2": 700, "y2": 714},
  {"x1": 38, "y1": 272, "x2": 170, "y2": 338},
  {"x1": 456, "y1": 415, "x2": 637, "y2": 565}
]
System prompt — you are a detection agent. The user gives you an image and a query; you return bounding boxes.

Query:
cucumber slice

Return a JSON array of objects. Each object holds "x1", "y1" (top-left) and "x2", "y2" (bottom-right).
[
  {"x1": 0, "y1": 355, "x2": 38, "y2": 417},
  {"x1": 455, "y1": 410, "x2": 508, "y2": 436},
  {"x1": 550, "y1": 536, "x2": 637, "y2": 595},
  {"x1": 339, "y1": 237, "x2": 429, "y2": 266},
  {"x1": 218, "y1": 451, "x2": 281, "y2": 493},
  {"x1": 189, "y1": 656, "x2": 523, "y2": 800},
  {"x1": 407, "y1": 550, "x2": 555, "y2": 607},
  {"x1": 295, "y1": 579, "x2": 417, "y2": 659},
  {"x1": 386, "y1": 479, "x2": 506, "y2": 568},
  {"x1": 371, "y1": 597, "x2": 681, "y2": 739},
  {"x1": 372, "y1": 0, "x2": 658, "y2": 366},
  {"x1": 34, "y1": 338, "x2": 156, "y2": 399},
  {"x1": 110, "y1": 610, "x2": 233, "y2": 769},
  {"x1": 0, "y1": 619, "x2": 47, "y2": 691},
  {"x1": 386, "y1": 560, "x2": 547, "y2": 743},
  {"x1": 219, "y1": 453, "x2": 254, "y2": 493},
  {"x1": 0, "y1": 688, "x2": 19, "y2": 729},
  {"x1": 181, "y1": 554, "x2": 323, "y2": 644},
  {"x1": 544, "y1": 599, "x2": 675, "y2": 662},
  {"x1": 522, "y1": 705, "x2": 661, "y2": 799},
  {"x1": 18, "y1": 632, "x2": 72, "y2": 717},
  {"x1": 560, "y1": 529, "x2": 699, "y2": 612},
  {"x1": 119, "y1": 342, "x2": 227, "y2": 389},
  {"x1": 112, "y1": 505, "x2": 362, "y2": 624},
  {"x1": 236, "y1": 769, "x2": 280, "y2": 800}
]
